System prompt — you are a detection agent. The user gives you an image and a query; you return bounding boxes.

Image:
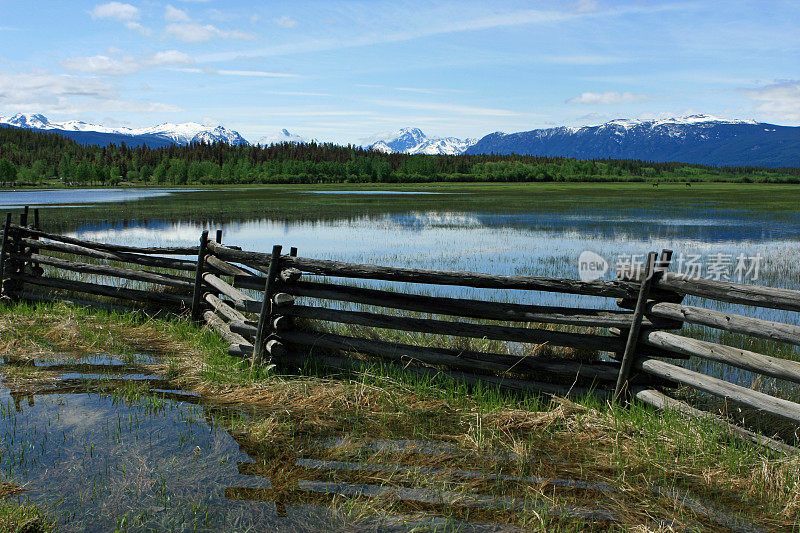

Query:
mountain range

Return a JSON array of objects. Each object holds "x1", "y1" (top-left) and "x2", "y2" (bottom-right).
[
  {"x1": 466, "y1": 115, "x2": 800, "y2": 167},
  {"x1": 2, "y1": 113, "x2": 799, "y2": 167},
  {"x1": 364, "y1": 128, "x2": 477, "y2": 155}
]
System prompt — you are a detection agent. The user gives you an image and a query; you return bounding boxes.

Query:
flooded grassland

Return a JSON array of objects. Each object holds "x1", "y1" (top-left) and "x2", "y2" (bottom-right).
[{"x1": 1, "y1": 183, "x2": 800, "y2": 530}]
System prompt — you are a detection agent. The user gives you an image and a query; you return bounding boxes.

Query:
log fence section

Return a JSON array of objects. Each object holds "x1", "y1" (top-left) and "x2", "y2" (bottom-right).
[{"x1": 2, "y1": 207, "x2": 800, "y2": 449}]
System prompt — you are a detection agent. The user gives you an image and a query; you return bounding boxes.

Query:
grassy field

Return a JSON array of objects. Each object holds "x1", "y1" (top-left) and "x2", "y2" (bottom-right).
[
  {"x1": 1, "y1": 301, "x2": 799, "y2": 531},
  {"x1": 3, "y1": 182, "x2": 800, "y2": 234}
]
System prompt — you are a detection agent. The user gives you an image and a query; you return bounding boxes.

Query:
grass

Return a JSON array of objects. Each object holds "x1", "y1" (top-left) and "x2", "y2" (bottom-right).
[
  {"x1": 1, "y1": 301, "x2": 799, "y2": 531},
  {"x1": 0, "y1": 482, "x2": 53, "y2": 533},
  {"x1": 6, "y1": 182, "x2": 800, "y2": 236}
]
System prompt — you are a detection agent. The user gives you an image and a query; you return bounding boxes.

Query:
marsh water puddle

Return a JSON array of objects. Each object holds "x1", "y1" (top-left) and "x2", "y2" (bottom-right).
[
  {"x1": 0, "y1": 355, "x2": 776, "y2": 532},
  {"x1": 0, "y1": 360, "x2": 591, "y2": 531}
]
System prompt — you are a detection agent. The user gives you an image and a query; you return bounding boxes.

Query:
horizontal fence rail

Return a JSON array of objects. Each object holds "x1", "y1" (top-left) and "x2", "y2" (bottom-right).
[{"x1": 1, "y1": 206, "x2": 798, "y2": 452}]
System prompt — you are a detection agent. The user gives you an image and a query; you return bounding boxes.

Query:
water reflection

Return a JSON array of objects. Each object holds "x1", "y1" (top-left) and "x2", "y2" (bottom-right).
[{"x1": 0, "y1": 188, "x2": 185, "y2": 208}]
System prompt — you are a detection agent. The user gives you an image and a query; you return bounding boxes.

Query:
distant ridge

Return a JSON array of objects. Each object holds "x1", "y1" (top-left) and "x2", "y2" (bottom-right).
[
  {"x1": 466, "y1": 115, "x2": 800, "y2": 167},
  {"x1": 364, "y1": 127, "x2": 477, "y2": 155},
  {"x1": 0, "y1": 113, "x2": 248, "y2": 148}
]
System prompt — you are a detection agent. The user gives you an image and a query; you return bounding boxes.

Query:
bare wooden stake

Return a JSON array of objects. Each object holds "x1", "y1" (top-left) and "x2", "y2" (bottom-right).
[
  {"x1": 0, "y1": 213, "x2": 11, "y2": 296},
  {"x1": 216, "y1": 229, "x2": 223, "y2": 244},
  {"x1": 614, "y1": 251, "x2": 658, "y2": 401},
  {"x1": 252, "y1": 245, "x2": 282, "y2": 369},
  {"x1": 290, "y1": 247, "x2": 298, "y2": 257},
  {"x1": 190, "y1": 230, "x2": 209, "y2": 320}
]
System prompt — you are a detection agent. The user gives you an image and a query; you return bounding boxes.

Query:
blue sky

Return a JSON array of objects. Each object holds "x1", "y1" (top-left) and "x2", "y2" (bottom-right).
[{"x1": 1, "y1": 0, "x2": 798, "y2": 143}]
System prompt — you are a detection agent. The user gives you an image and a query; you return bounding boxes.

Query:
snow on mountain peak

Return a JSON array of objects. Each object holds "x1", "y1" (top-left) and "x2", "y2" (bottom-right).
[
  {"x1": 0, "y1": 113, "x2": 248, "y2": 145},
  {"x1": 255, "y1": 129, "x2": 316, "y2": 146},
  {"x1": 365, "y1": 127, "x2": 477, "y2": 155}
]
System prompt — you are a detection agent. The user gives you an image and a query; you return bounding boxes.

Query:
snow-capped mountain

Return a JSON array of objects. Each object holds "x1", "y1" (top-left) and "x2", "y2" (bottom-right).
[
  {"x1": 0, "y1": 113, "x2": 248, "y2": 148},
  {"x1": 365, "y1": 128, "x2": 477, "y2": 155},
  {"x1": 255, "y1": 129, "x2": 317, "y2": 146},
  {"x1": 467, "y1": 115, "x2": 800, "y2": 167}
]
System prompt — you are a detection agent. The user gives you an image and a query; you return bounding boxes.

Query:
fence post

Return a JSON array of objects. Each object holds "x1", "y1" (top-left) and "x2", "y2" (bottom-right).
[
  {"x1": 614, "y1": 251, "x2": 658, "y2": 401},
  {"x1": 252, "y1": 245, "x2": 283, "y2": 369},
  {"x1": 0, "y1": 213, "x2": 11, "y2": 297},
  {"x1": 191, "y1": 230, "x2": 209, "y2": 319},
  {"x1": 216, "y1": 229, "x2": 223, "y2": 244}
]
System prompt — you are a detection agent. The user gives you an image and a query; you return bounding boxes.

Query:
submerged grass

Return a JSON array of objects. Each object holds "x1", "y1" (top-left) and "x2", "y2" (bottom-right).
[{"x1": 1, "y1": 300, "x2": 799, "y2": 531}]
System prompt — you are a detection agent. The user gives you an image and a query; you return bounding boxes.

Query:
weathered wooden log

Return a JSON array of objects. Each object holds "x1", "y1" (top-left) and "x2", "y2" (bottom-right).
[
  {"x1": 281, "y1": 268, "x2": 302, "y2": 283},
  {"x1": 266, "y1": 339, "x2": 286, "y2": 359},
  {"x1": 202, "y1": 310, "x2": 251, "y2": 348},
  {"x1": 285, "y1": 304, "x2": 624, "y2": 352},
  {"x1": 273, "y1": 292, "x2": 295, "y2": 308},
  {"x1": 233, "y1": 269, "x2": 302, "y2": 290},
  {"x1": 271, "y1": 280, "x2": 654, "y2": 328},
  {"x1": 634, "y1": 356, "x2": 800, "y2": 424},
  {"x1": 634, "y1": 387, "x2": 798, "y2": 455},
  {"x1": 16, "y1": 274, "x2": 191, "y2": 308},
  {"x1": 202, "y1": 272, "x2": 258, "y2": 312},
  {"x1": 274, "y1": 341, "x2": 610, "y2": 399},
  {"x1": 0, "y1": 213, "x2": 11, "y2": 295},
  {"x1": 625, "y1": 268, "x2": 800, "y2": 312},
  {"x1": 280, "y1": 329, "x2": 626, "y2": 382},
  {"x1": 205, "y1": 254, "x2": 252, "y2": 276},
  {"x1": 607, "y1": 327, "x2": 690, "y2": 359},
  {"x1": 13, "y1": 252, "x2": 194, "y2": 290},
  {"x1": 227, "y1": 343, "x2": 253, "y2": 358},
  {"x1": 647, "y1": 301, "x2": 800, "y2": 347},
  {"x1": 204, "y1": 293, "x2": 248, "y2": 323},
  {"x1": 273, "y1": 315, "x2": 293, "y2": 332},
  {"x1": 640, "y1": 330, "x2": 800, "y2": 385},
  {"x1": 206, "y1": 240, "x2": 639, "y2": 298},
  {"x1": 615, "y1": 252, "x2": 658, "y2": 400},
  {"x1": 11, "y1": 224, "x2": 199, "y2": 255},
  {"x1": 21, "y1": 238, "x2": 198, "y2": 271},
  {"x1": 253, "y1": 245, "x2": 283, "y2": 369},
  {"x1": 229, "y1": 320, "x2": 256, "y2": 339},
  {"x1": 17, "y1": 290, "x2": 172, "y2": 317},
  {"x1": 191, "y1": 231, "x2": 209, "y2": 320}
]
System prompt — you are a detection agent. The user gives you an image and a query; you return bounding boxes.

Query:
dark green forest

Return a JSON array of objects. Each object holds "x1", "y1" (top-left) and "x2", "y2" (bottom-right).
[{"x1": 1, "y1": 125, "x2": 799, "y2": 186}]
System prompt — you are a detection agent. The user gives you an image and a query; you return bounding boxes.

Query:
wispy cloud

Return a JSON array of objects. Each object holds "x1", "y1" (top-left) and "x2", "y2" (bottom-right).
[
  {"x1": 165, "y1": 22, "x2": 255, "y2": 42},
  {"x1": 274, "y1": 15, "x2": 298, "y2": 28},
  {"x1": 741, "y1": 80, "x2": 800, "y2": 122},
  {"x1": 62, "y1": 50, "x2": 193, "y2": 75},
  {"x1": 165, "y1": 5, "x2": 190, "y2": 22},
  {"x1": 373, "y1": 99, "x2": 520, "y2": 117},
  {"x1": 0, "y1": 70, "x2": 180, "y2": 115},
  {"x1": 172, "y1": 67, "x2": 298, "y2": 78},
  {"x1": 199, "y1": 3, "x2": 691, "y2": 63},
  {"x1": 566, "y1": 91, "x2": 650, "y2": 105},
  {"x1": 90, "y1": 2, "x2": 152, "y2": 35}
]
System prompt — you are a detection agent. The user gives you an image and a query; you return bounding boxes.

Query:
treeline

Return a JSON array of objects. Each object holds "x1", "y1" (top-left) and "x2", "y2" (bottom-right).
[{"x1": 1, "y1": 125, "x2": 799, "y2": 186}]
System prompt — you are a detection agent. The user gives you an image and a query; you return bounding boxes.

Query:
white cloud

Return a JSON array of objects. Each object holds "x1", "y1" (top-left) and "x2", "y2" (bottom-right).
[
  {"x1": 0, "y1": 70, "x2": 181, "y2": 115},
  {"x1": 274, "y1": 15, "x2": 298, "y2": 28},
  {"x1": 165, "y1": 22, "x2": 255, "y2": 42},
  {"x1": 173, "y1": 67, "x2": 298, "y2": 78},
  {"x1": 124, "y1": 21, "x2": 151, "y2": 35},
  {"x1": 90, "y1": 2, "x2": 139, "y2": 21},
  {"x1": 62, "y1": 50, "x2": 193, "y2": 75},
  {"x1": 566, "y1": 91, "x2": 649, "y2": 104},
  {"x1": 374, "y1": 99, "x2": 520, "y2": 117},
  {"x1": 742, "y1": 81, "x2": 800, "y2": 122},
  {"x1": 165, "y1": 5, "x2": 190, "y2": 22}
]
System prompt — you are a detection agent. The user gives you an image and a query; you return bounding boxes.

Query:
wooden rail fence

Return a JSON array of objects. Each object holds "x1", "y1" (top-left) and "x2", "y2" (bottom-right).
[{"x1": 1, "y1": 207, "x2": 798, "y2": 452}]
